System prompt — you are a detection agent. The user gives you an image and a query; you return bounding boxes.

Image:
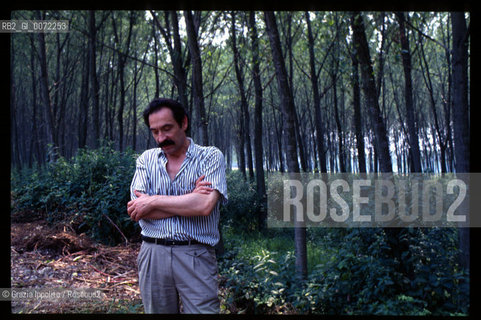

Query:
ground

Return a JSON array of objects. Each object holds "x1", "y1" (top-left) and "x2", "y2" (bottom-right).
[
  {"x1": 9, "y1": 220, "x2": 243, "y2": 314},
  {"x1": 10, "y1": 219, "x2": 295, "y2": 314},
  {"x1": 10, "y1": 221, "x2": 144, "y2": 313}
]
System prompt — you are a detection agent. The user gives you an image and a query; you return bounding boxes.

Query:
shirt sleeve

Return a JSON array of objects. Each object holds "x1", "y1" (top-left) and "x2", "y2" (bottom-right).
[
  {"x1": 130, "y1": 152, "x2": 150, "y2": 200},
  {"x1": 202, "y1": 148, "x2": 228, "y2": 205}
]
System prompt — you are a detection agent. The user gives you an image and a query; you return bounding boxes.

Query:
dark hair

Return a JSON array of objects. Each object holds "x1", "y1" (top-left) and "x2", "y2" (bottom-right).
[{"x1": 143, "y1": 98, "x2": 189, "y2": 132}]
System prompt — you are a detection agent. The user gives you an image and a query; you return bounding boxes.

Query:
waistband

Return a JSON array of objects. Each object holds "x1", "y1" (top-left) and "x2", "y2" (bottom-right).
[{"x1": 141, "y1": 236, "x2": 202, "y2": 246}]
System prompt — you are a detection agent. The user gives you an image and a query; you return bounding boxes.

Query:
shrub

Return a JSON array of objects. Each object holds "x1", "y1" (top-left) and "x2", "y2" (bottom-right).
[
  {"x1": 294, "y1": 228, "x2": 469, "y2": 315},
  {"x1": 220, "y1": 170, "x2": 260, "y2": 233},
  {"x1": 219, "y1": 230, "x2": 297, "y2": 314},
  {"x1": 11, "y1": 143, "x2": 140, "y2": 245},
  {"x1": 218, "y1": 227, "x2": 469, "y2": 315},
  {"x1": 12, "y1": 152, "x2": 469, "y2": 315}
]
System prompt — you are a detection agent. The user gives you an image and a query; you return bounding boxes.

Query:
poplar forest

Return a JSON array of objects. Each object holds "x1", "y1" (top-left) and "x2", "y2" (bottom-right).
[{"x1": 10, "y1": 10, "x2": 470, "y2": 314}]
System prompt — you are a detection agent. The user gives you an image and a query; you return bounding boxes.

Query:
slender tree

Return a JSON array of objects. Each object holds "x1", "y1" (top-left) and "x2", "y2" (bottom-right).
[
  {"x1": 11, "y1": 35, "x2": 21, "y2": 169},
  {"x1": 351, "y1": 12, "x2": 419, "y2": 290},
  {"x1": 151, "y1": 10, "x2": 189, "y2": 128},
  {"x1": 349, "y1": 43, "x2": 366, "y2": 173},
  {"x1": 185, "y1": 10, "x2": 208, "y2": 145},
  {"x1": 28, "y1": 34, "x2": 41, "y2": 165},
  {"x1": 112, "y1": 11, "x2": 135, "y2": 152},
  {"x1": 248, "y1": 11, "x2": 267, "y2": 230},
  {"x1": 231, "y1": 11, "x2": 253, "y2": 180},
  {"x1": 170, "y1": 11, "x2": 190, "y2": 122},
  {"x1": 395, "y1": 12, "x2": 422, "y2": 173},
  {"x1": 451, "y1": 12, "x2": 470, "y2": 271},
  {"x1": 88, "y1": 10, "x2": 101, "y2": 149},
  {"x1": 151, "y1": 18, "x2": 160, "y2": 98},
  {"x1": 36, "y1": 11, "x2": 58, "y2": 161},
  {"x1": 78, "y1": 36, "x2": 90, "y2": 149},
  {"x1": 350, "y1": 13, "x2": 392, "y2": 173},
  {"x1": 305, "y1": 12, "x2": 327, "y2": 173},
  {"x1": 264, "y1": 11, "x2": 307, "y2": 280}
]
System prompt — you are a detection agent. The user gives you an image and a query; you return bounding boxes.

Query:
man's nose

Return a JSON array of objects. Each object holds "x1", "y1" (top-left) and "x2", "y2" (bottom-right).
[{"x1": 156, "y1": 131, "x2": 166, "y2": 142}]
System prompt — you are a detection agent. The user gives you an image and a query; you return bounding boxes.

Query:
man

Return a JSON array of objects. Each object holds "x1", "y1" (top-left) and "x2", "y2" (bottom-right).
[{"x1": 127, "y1": 98, "x2": 227, "y2": 314}]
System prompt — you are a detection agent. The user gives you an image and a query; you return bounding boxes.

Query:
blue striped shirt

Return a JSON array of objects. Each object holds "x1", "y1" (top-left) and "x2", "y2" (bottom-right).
[{"x1": 130, "y1": 138, "x2": 228, "y2": 246}]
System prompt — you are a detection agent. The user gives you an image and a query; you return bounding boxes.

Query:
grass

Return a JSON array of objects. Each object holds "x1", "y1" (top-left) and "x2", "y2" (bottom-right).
[
  {"x1": 221, "y1": 226, "x2": 339, "y2": 276},
  {"x1": 218, "y1": 227, "x2": 343, "y2": 314}
]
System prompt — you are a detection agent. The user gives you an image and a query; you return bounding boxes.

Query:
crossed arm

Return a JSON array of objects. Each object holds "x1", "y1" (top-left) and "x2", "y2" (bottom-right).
[{"x1": 127, "y1": 175, "x2": 220, "y2": 222}]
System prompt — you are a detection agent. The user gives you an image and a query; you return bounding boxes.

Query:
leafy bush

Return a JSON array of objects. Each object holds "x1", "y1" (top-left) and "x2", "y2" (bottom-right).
[
  {"x1": 292, "y1": 228, "x2": 469, "y2": 315},
  {"x1": 12, "y1": 153, "x2": 469, "y2": 315},
  {"x1": 11, "y1": 143, "x2": 140, "y2": 245},
  {"x1": 218, "y1": 227, "x2": 469, "y2": 315},
  {"x1": 220, "y1": 170, "x2": 260, "y2": 233},
  {"x1": 11, "y1": 151, "x2": 262, "y2": 244},
  {"x1": 219, "y1": 230, "x2": 298, "y2": 314}
]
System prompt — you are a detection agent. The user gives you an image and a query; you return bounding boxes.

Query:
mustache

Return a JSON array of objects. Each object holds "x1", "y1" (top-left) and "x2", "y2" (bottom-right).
[{"x1": 158, "y1": 139, "x2": 175, "y2": 148}]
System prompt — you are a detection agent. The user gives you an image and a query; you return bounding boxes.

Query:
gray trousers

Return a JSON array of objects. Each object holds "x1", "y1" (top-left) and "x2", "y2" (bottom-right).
[{"x1": 137, "y1": 241, "x2": 220, "y2": 314}]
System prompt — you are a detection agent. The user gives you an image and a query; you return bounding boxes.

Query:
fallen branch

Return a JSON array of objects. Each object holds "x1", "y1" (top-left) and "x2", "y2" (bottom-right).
[
  {"x1": 102, "y1": 213, "x2": 129, "y2": 246},
  {"x1": 90, "y1": 264, "x2": 111, "y2": 278}
]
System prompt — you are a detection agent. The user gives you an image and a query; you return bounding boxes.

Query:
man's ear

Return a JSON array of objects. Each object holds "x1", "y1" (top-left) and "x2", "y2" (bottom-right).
[{"x1": 182, "y1": 115, "x2": 188, "y2": 131}]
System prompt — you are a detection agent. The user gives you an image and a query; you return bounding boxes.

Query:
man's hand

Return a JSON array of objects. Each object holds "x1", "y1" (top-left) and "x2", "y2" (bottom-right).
[
  {"x1": 193, "y1": 174, "x2": 214, "y2": 194},
  {"x1": 127, "y1": 175, "x2": 215, "y2": 222},
  {"x1": 127, "y1": 190, "x2": 160, "y2": 222}
]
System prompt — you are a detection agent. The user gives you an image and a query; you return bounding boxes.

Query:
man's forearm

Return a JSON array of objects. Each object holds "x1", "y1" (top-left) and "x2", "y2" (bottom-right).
[
  {"x1": 128, "y1": 189, "x2": 220, "y2": 222},
  {"x1": 147, "y1": 192, "x2": 219, "y2": 217},
  {"x1": 139, "y1": 208, "x2": 175, "y2": 220}
]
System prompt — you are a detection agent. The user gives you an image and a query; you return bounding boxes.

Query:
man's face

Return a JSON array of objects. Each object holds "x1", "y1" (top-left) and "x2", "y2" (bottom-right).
[{"x1": 148, "y1": 107, "x2": 188, "y2": 156}]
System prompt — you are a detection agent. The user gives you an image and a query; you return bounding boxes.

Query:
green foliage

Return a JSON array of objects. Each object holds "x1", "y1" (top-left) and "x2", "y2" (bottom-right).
[
  {"x1": 219, "y1": 229, "x2": 297, "y2": 314},
  {"x1": 220, "y1": 170, "x2": 260, "y2": 233},
  {"x1": 217, "y1": 173, "x2": 469, "y2": 315},
  {"x1": 11, "y1": 143, "x2": 139, "y2": 245},
  {"x1": 219, "y1": 227, "x2": 469, "y2": 315},
  {"x1": 11, "y1": 152, "x2": 470, "y2": 315}
]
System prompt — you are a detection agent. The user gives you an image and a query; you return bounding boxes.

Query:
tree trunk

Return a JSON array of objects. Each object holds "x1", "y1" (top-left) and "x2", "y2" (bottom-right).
[
  {"x1": 270, "y1": 91, "x2": 284, "y2": 173},
  {"x1": 350, "y1": 13, "x2": 392, "y2": 173},
  {"x1": 418, "y1": 29, "x2": 448, "y2": 174},
  {"x1": 28, "y1": 35, "x2": 41, "y2": 166},
  {"x1": 305, "y1": 12, "x2": 327, "y2": 173},
  {"x1": 36, "y1": 11, "x2": 57, "y2": 161},
  {"x1": 112, "y1": 11, "x2": 134, "y2": 152},
  {"x1": 264, "y1": 11, "x2": 307, "y2": 280},
  {"x1": 132, "y1": 54, "x2": 141, "y2": 151},
  {"x1": 442, "y1": 21, "x2": 456, "y2": 172},
  {"x1": 79, "y1": 37, "x2": 90, "y2": 149},
  {"x1": 11, "y1": 36, "x2": 21, "y2": 169},
  {"x1": 170, "y1": 11, "x2": 189, "y2": 128},
  {"x1": 351, "y1": 12, "x2": 417, "y2": 290},
  {"x1": 284, "y1": 13, "x2": 307, "y2": 172},
  {"x1": 350, "y1": 46, "x2": 366, "y2": 173},
  {"x1": 248, "y1": 11, "x2": 267, "y2": 230},
  {"x1": 152, "y1": 10, "x2": 189, "y2": 132},
  {"x1": 332, "y1": 73, "x2": 346, "y2": 172},
  {"x1": 451, "y1": 12, "x2": 470, "y2": 271},
  {"x1": 88, "y1": 10, "x2": 100, "y2": 149},
  {"x1": 451, "y1": 12, "x2": 470, "y2": 173},
  {"x1": 331, "y1": 14, "x2": 346, "y2": 173},
  {"x1": 395, "y1": 12, "x2": 422, "y2": 173},
  {"x1": 237, "y1": 107, "x2": 246, "y2": 179},
  {"x1": 185, "y1": 10, "x2": 208, "y2": 145},
  {"x1": 53, "y1": 33, "x2": 62, "y2": 155},
  {"x1": 231, "y1": 11, "x2": 253, "y2": 180},
  {"x1": 151, "y1": 20, "x2": 160, "y2": 98}
]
